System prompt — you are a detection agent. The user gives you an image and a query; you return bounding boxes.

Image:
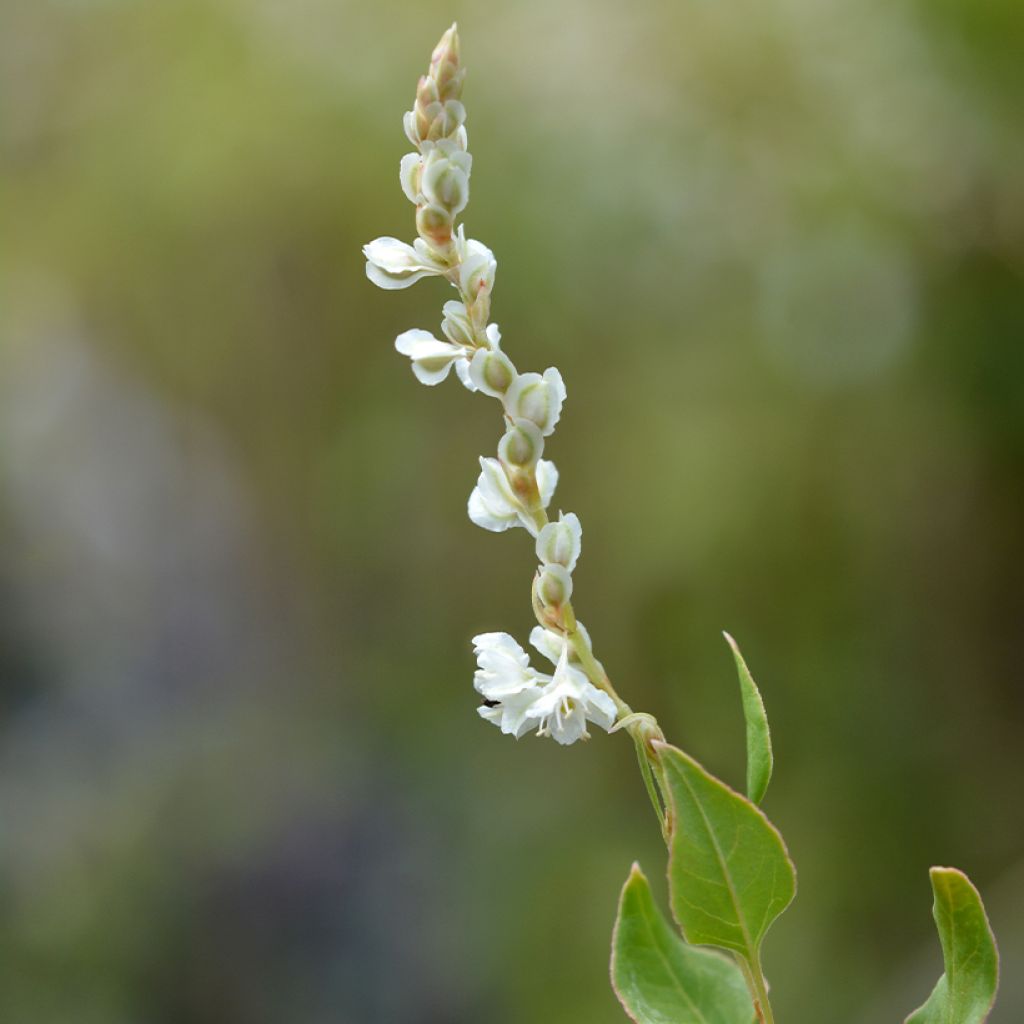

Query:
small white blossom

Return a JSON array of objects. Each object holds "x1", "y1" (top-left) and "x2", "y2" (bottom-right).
[
  {"x1": 468, "y1": 457, "x2": 558, "y2": 535},
  {"x1": 473, "y1": 632, "x2": 539, "y2": 737},
  {"x1": 472, "y1": 632, "x2": 546, "y2": 737},
  {"x1": 524, "y1": 643, "x2": 617, "y2": 744},
  {"x1": 363, "y1": 237, "x2": 448, "y2": 290},
  {"x1": 536, "y1": 512, "x2": 582, "y2": 573},
  {"x1": 505, "y1": 368, "x2": 566, "y2": 436},
  {"x1": 394, "y1": 328, "x2": 475, "y2": 387}
]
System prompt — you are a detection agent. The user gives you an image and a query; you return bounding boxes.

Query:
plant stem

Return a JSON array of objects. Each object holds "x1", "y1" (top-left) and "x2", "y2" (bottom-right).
[{"x1": 738, "y1": 955, "x2": 776, "y2": 1024}]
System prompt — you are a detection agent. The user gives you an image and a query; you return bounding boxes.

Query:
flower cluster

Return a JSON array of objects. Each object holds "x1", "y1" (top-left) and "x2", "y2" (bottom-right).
[
  {"x1": 473, "y1": 631, "x2": 616, "y2": 745},
  {"x1": 363, "y1": 25, "x2": 619, "y2": 745}
]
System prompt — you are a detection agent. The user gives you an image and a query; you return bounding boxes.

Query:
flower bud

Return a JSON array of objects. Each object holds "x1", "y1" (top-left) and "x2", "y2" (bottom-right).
[
  {"x1": 498, "y1": 418, "x2": 543, "y2": 470},
  {"x1": 429, "y1": 23, "x2": 465, "y2": 103},
  {"x1": 416, "y1": 203, "x2": 453, "y2": 248},
  {"x1": 468, "y1": 348, "x2": 516, "y2": 398},
  {"x1": 416, "y1": 75, "x2": 440, "y2": 110},
  {"x1": 458, "y1": 239, "x2": 496, "y2": 300},
  {"x1": 423, "y1": 100, "x2": 466, "y2": 142},
  {"x1": 505, "y1": 368, "x2": 565, "y2": 436},
  {"x1": 536, "y1": 512, "x2": 582, "y2": 573},
  {"x1": 421, "y1": 147, "x2": 471, "y2": 215},
  {"x1": 536, "y1": 564, "x2": 573, "y2": 610},
  {"x1": 441, "y1": 301, "x2": 475, "y2": 347}
]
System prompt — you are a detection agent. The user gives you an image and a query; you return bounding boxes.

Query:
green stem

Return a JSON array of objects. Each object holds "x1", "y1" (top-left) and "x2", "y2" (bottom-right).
[{"x1": 737, "y1": 955, "x2": 776, "y2": 1024}]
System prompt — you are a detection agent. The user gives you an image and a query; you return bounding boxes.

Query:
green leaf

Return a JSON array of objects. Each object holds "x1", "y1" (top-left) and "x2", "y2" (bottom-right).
[
  {"x1": 905, "y1": 867, "x2": 999, "y2": 1024},
  {"x1": 611, "y1": 863, "x2": 755, "y2": 1024},
  {"x1": 723, "y1": 632, "x2": 773, "y2": 804},
  {"x1": 656, "y1": 742, "x2": 796, "y2": 968}
]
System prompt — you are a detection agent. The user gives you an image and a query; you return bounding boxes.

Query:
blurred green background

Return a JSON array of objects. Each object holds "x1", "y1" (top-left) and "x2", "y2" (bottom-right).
[{"x1": 1, "y1": 1, "x2": 1022, "y2": 1022}]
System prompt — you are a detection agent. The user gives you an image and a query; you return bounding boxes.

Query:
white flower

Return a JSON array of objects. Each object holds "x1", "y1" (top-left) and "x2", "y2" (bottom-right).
[
  {"x1": 394, "y1": 328, "x2": 475, "y2": 388},
  {"x1": 505, "y1": 367, "x2": 566, "y2": 436},
  {"x1": 524, "y1": 643, "x2": 617, "y2": 744},
  {"x1": 472, "y1": 631, "x2": 615, "y2": 745},
  {"x1": 536, "y1": 512, "x2": 582, "y2": 573},
  {"x1": 467, "y1": 457, "x2": 558, "y2": 536},
  {"x1": 363, "y1": 236, "x2": 448, "y2": 290},
  {"x1": 472, "y1": 632, "x2": 544, "y2": 737}
]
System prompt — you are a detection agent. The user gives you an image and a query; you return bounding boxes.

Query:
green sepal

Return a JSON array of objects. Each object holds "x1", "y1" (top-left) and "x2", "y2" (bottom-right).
[
  {"x1": 611, "y1": 863, "x2": 755, "y2": 1024},
  {"x1": 723, "y1": 632, "x2": 773, "y2": 804},
  {"x1": 904, "y1": 867, "x2": 999, "y2": 1024},
  {"x1": 655, "y1": 742, "x2": 796, "y2": 969}
]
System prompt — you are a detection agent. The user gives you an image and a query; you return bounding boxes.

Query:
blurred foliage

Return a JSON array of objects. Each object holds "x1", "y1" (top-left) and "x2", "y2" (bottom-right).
[{"x1": 1, "y1": 1, "x2": 1022, "y2": 1022}]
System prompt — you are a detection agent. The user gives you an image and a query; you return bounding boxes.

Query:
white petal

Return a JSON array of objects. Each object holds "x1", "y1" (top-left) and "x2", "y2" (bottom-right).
[
  {"x1": 363, "y1": 237, "x2": 446, "y2": 290},
  {"x1": 529, "y1": 626, "x2": 564, "y2": 667},
  {"x1": 544, "y1": 366, "x2": 567, "y2": 403},
  {"x1": 394, "y1": 329, "x2": 463, "y2": 386},
  {"x1": 410, "y1": 360, "x2": 455, "y2": 386},
  {"x1": 399, "y1": 153, "x2": 422, "y2": 203},
  {"x1": 454, "y1": 357, "x2": 477, "y2": 391},
  {"x1": 551, "y1": 706, "x2": 589, "y2": 745},
  {"x1": 403, "y1": 110, "x2": 419, "y2": 146},
  {"x1": 365, "y1": 262, "x2": 437, "y2": 290},
  {"x1": 485, "y1": 322, "x2": 502, "y2": 349},
  {"x1": 468, "y1": 487, "x2": 511, "y2": 532},
  {"x1": 536, "y1": 460, "x2": 559, "y2": 508},
  {"x1": 364, "y1": 236, "x2": 420, "y2": 272},
  {"x1": 477, "y1": 458, "x2": 518, "y2": 512},
  {"x1": 584, "y1": 686, "x2": 618, "y2": 731},
  {"x1": 394, "y1": 328, "x2": 446, "y2": 358}
]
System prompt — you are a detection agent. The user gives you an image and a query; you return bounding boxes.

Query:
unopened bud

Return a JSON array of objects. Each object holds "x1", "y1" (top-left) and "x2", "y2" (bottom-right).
[
  {"x1": 421, "y1": 146, "x2": 471, "y2": 215},
  {"x1": 536, "y1": 512, "x2": 582, "y2": 573},
  {"x1": 441, "y1": 301, "x2": 475, "y2": 347},
  {"x1": 536, "y1": 564, "x2": 573, "y2": 610},
  {"x1": 505, "y1": 367, "x2": 565, "y2": 436},
  {"x1": 498, "y1": 418, "x2": 543, "y2": 470},
  {"x1": 469, "y1": 349, "x2": 516, "y2": 397},
  {"x1": 416, "y1": 203, "x2": 453, "y2": 248},
  {"x1": 429, "y1": 23, "x2": 465, "y2": 103},
  {"x1": 458, "y1": 239, "x2": 496, "y2": 299},
  {"x1": 426, "y1": 99, "x2": 466, "y2": 141},
  {"x1": 416, "y1": 75, "x2": 440, "y2": 110}
]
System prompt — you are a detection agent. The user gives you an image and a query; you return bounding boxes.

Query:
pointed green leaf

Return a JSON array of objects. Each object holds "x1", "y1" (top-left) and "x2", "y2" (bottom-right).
[
  {"x1": 656, "y1": 742, "x2": 796, "y2": 968},
  {"x1": 904, "y1": 867, "x2": 999, "y2": 1024},
  {"x1": 723, "y1": 632, "x2": 773, "y2": 804},
  {"x1": 611, "y1": 863, "x2": 755, "y2": 1024}
]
